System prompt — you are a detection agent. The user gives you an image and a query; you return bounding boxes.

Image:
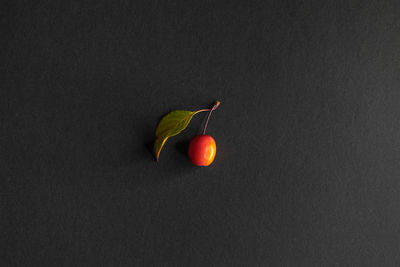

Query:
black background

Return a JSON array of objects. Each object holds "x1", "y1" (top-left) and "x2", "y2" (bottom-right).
[{"x1": 1, "y1": 1, "x2": 400, "y2": 266}]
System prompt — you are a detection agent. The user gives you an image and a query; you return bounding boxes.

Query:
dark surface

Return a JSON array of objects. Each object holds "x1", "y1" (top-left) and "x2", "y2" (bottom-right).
[{"x1": 1, "y1": 1, "x2": 400, "y2": 266}]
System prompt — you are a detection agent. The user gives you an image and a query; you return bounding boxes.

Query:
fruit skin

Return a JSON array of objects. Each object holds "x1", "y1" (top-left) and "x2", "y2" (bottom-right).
[{"x1": 188, "y1": 135, "x2": 216, "y2": 166}]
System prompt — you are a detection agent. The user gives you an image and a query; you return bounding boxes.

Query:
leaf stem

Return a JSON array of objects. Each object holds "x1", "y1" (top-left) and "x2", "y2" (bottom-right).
[
  {"x1": 202, "y1": 101, "x2": 220, "y2": 135},
  {"x1": 193, "y1": 109, "x2": 210, "y2": 114}
]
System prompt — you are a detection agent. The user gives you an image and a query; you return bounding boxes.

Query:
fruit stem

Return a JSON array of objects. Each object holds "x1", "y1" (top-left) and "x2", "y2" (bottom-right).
[{"x1": 202, "y1": 101, "x2": 220, "y2": 135}]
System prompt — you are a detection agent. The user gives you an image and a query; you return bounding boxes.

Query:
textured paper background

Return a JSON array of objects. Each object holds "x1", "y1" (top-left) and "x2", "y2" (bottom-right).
[{"x1": 1, "y1": 1, "x2": 400, "y2": 266}]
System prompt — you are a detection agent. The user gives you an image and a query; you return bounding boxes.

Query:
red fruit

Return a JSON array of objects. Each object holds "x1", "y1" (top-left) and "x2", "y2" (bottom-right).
[{"x1": 188, "y1": 135, "x2": 216, "y2": 166}]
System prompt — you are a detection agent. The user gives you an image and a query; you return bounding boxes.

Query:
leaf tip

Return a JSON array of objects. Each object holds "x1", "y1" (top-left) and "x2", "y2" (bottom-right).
[
  {"x1": 154, "y1": 137, "x2": 168, "y2": 162},
  {"x1": 155, "y1": 147, "x2": 160, "y2": 161}
]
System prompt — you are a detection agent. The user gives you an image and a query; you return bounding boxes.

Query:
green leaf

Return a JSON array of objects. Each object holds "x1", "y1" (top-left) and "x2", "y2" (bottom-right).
[{"x1": 154, "y1": 110, "x2": 200, "y2": 160}]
